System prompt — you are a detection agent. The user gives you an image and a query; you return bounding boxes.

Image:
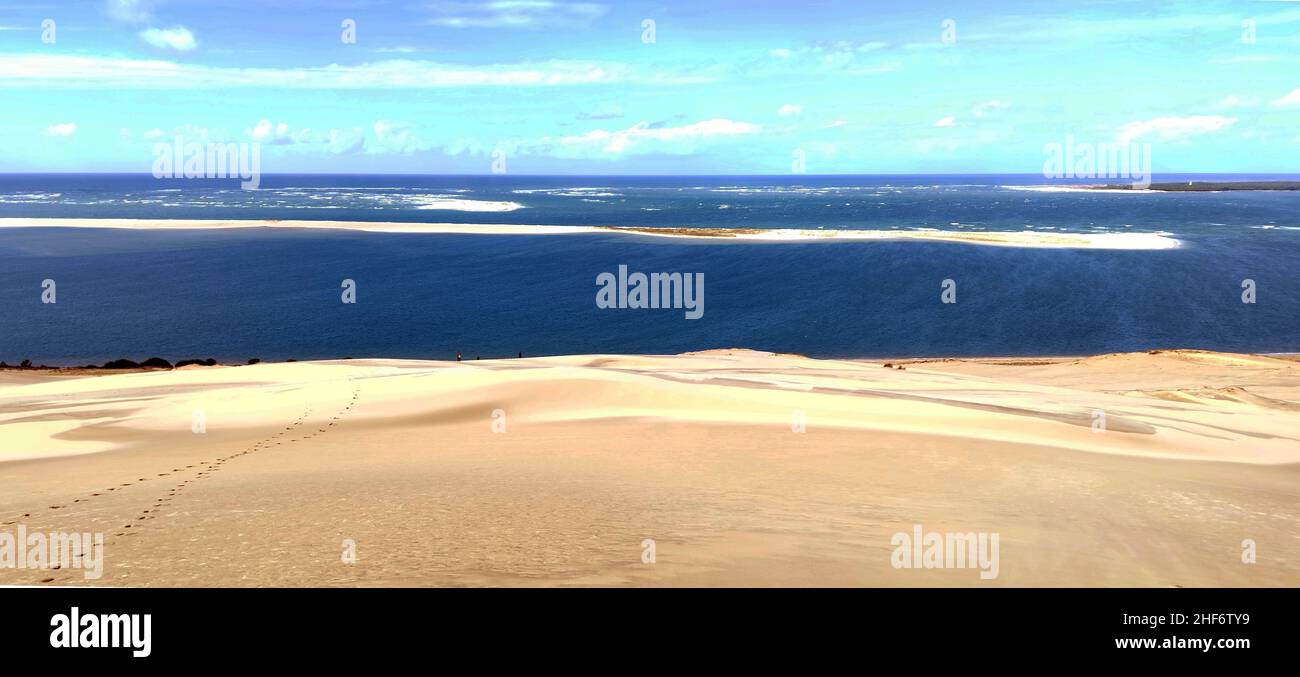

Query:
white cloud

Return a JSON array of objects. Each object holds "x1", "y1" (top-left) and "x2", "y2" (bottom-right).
[
  {"x1": 140, "y1": 26, "x2": 197, "y2": 51},
  {"x1": 373, "y1": 120, "x2": 425, "y2": 153},
  {"x1": 247, "y1": 119, "x2": 306, "y2": 145},
  {"x1": 933, "y1": 116, "x2": 956, "y2": 127},
  {"x1": 133, "y1": 120, "x2": 423, "y2": 157},
  {"x1": 779, "y1": 41, "x2": 889, "y2": 67},
  {"x1": 982, "y1": 9, "x2": 1300, "y2": 44},
  {"x1": 1116, "y1": 115, "x2": 1237, "y2": 143},
  {"x1": 556, "y1": 118, "x2": 761, "y2": 154},
  {"x1": 426, "y1": 1, "x2": 607, "y2": 29},
  {"x1": 0, "y1": 55, "x2": 711, "y2": 89},
  {"x1": 1270, "y1": 88, "x2": 1300, "y2": 108},
  {"x1": 970, "y1": 100, "x2": 1009, "y2": 118},
  {"x1": 824, "y1": 120, "x2": 848, "y2": 128},
  {"x1": 1216, "y1": 95, "x2": 1258, "y2": 110},
  {"x1": 45, "y1": 122, "x2": 77, "y2": 136},
  {"x1": 105, "y1": 0, "x2": 152, "y2": 24},
  {"x1": 763, "y1": 42, "x2": 895, "y2": 76},
  {"x1": 248, "y1": 119, "x2": 275, "y2": 140},
  {"x1": 777, "y1": 103, "x2": 803, "y2": 118},
  {"x1": 326, "y1": 128, "x2": 365, "y2": 154}
]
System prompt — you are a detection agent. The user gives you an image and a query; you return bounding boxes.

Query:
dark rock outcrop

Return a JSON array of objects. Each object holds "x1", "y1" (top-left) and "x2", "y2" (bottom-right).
[{"x1": 175, "y1": 358, "x2": 219, "y2": 368}]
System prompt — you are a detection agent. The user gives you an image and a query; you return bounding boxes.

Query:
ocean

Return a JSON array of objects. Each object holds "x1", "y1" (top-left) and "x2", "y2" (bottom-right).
[{"x1": 1, "y1": 173, "x2": 1297, "y2": 364}]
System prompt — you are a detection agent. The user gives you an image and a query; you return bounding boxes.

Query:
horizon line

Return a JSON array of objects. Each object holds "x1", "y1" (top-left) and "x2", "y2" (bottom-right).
[{"x1": 3, "y1": 171, "x2": 1300, "y2": 178}]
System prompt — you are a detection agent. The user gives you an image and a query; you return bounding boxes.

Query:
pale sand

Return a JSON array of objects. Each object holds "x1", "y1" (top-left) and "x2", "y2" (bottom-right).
[
  {"x1": 0, "y1": 218, "x2": 1181, "y2": 249},
  {"x1": 1, "y1": 349, "x2": 1296, "y2": 587}
]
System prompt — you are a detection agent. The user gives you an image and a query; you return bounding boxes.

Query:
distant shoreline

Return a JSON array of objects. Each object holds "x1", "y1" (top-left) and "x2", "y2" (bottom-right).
[
  {"x1": 1094, "y1": 181, "x2": 1300, "y2": 192},
  {"x1": 0, "y1": 218, "x2": 1181, "y2": 249}
]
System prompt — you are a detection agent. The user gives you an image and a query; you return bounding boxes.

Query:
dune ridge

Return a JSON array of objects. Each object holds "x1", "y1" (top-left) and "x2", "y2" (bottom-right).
[
  {"x1": 4, "y1": 347, "x2": 1291, "y2": 464},
  {"x1": 1, "y1": 348, "x2": 1296, "y2": 587}
]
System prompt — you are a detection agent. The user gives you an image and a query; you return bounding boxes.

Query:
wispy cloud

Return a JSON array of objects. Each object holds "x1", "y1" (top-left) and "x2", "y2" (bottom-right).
[
  {"x1": 1270, "y1": 88, "x2": 1300, "y2": 108},
  {"x1": 1215, "y1": 94, "x2": 1258, "y2": 110},
  {"x1": 105, "y1": 0, "x2": 152, "y2": 24},
  {"x1": 153, "y1": 120, "x2": 412, "y2": 156},
  {"x1": 766, "y1": 41, "x2": 892, "y2": 73},
  {"x1": 970, "y1": 100, "x2": 1009, "y2": 118},
  {"x1": 552, "y1": 118, "x2": 761, "y2": 154},
  {"x1": 0, "y1": 54, "x2": 712, "y2": 88},
  {"x1": 994, "y1": 8, "x2": 1300, "y2": 44},
  {"x1": 1116, "y1": 116, "x2": 1237, "y2": 144},
  {"x1": 45, "y1": 122, "x2": 77, "y2": 136},
  {"x1": 776, "y1": 103, "x2": 803, "y2": 118},
  {"x1": 424, "y1": 1, "x2": 607, "y2": 29},
  {"x1": 575, "y1": 104, "x2": 623, "y2": 120}
]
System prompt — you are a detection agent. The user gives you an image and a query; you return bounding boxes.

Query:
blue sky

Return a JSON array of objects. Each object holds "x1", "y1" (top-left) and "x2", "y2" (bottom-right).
[{"x1": 1, "y1": 0, "x2": 1298, "y2": 174}]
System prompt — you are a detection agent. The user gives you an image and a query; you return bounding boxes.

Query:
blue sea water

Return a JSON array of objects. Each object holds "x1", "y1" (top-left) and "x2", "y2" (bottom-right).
[{"x1": 0, "y1": 174, "x2": 1297, "y2": 364}]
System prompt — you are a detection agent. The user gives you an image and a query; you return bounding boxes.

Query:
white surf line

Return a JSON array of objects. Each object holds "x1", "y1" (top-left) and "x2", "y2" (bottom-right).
[
  {"x1": 612, "y1": 227, "x2": 1180, "y2": 249},
  {"x1": 0, "y1": 219, "x2": 1181, "y2": 250},
  {"x1": 0, "y1": 218, "x2": 589, "y2": 235},
  {"x1": 1001, "y1": 185, "x2": 1159, "y2": 194}
]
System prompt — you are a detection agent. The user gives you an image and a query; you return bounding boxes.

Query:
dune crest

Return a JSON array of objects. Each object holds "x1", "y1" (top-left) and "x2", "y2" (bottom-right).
[{"x1": 2, "y1": 349, "x2": 1295, "y2": 465}]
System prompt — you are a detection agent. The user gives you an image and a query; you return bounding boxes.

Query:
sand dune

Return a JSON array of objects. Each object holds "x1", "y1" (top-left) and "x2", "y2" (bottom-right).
[{"x1": 1, "y1": 349, "x2": 1296, "y2": 586}]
